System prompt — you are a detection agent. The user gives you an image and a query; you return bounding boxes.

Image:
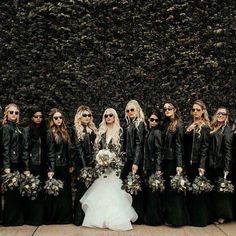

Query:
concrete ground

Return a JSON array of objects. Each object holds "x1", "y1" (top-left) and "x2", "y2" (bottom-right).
[{"x1": 0, "y1": 223, "x2": 236, "y2": 236}]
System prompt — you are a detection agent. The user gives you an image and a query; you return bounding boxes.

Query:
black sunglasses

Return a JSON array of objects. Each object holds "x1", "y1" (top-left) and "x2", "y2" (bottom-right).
[
  {"x1": 9, "y1": 111, "x2": 19, "y2": 115},
  {"x1": 33, "y1": 115, "x2": 43, "y2": 119},
  {"x1": 164, "y1": 107, "x2": 173, "y2": 111},
  {"x1": 126, "y1": 108, "x2": 135, "y2": 113},
  {"x1": 82, "y1": 113, "x2": 92, "y2": 118},
  {"x1": 105, "y1": 114, "x2": 113, "y2": 118},
  {"x1": 150, "y1": 118, "x2": 158, "y2": 122},
  {"x1": 192, "y1": 108, "x2": 201, "y2": 112},
  {"x1": 53, "y1": 116, "x2": 63, "y2": 120},
  {"x1": 217, "y1": 112, "x2": 227, "y2": 116}
]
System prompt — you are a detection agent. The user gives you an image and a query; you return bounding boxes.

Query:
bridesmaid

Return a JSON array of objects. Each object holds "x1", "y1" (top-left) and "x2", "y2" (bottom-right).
[
  {"x1": 121, "y1": 100, "x2": 146, "y2": 224},
  {"x1": 22, "y1": 107, "x2": 47, "y2": 225},
  {"x1": 184, "y1": 100, "x2": 210, "y2": 227},
  {"x1": 73, "y1": 105, "x2": 97, "y2": 226},
  {"x1": 1, "y1": 103, "x2": 24, "y2": 226},
  {"x1": 0, "y1": 105, "x2": 3, "y2": 223},
  {"x1": 143, "y1": 109, "x2": 164, "y2": 226},
  {"x1": 162, "y1": 101, "x2": 190, "y2": 227},
  {"x1": 208, "y1": 107, "x2": 233, "y2": 224},
  {"x1": 44, "y1": 108, "x2": 73, "y2": 224}
]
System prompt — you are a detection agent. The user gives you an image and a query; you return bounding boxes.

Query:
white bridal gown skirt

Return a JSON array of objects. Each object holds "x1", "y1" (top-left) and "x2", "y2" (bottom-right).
[{"x1": 80, "y1": 171, "x2": 138, "y2": 231}]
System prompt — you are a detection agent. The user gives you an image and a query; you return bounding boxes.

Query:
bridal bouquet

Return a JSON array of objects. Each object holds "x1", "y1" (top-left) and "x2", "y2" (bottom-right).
[
  {"x1": 20, "y1": 174, "x2": 42, "y2": 200},
  {"x1": 192, "y1": 175, "x2": 214, "y2": 194},
  {"x1": 122, "y1": 172, "x2": 142, "y2": 195},
  {"x1": 215, "y1": 177, "x2": 234, "y2": 193},
  {"x1": 44, "y1": 178, "x2": 64, "y2": 196},
  {"x1": 95, "y1": 149, "x2": 123, "y2": 177},
  {"x1": 1, "y1": 171, "x2": 21, "y2": 192},
  {"x1": 170, "y1": 173, "x2": 191, "y2": 194},
  {"x1": 79, "y1": 167, "x2": 98, "y2": 188},
  {"x1": 148, "y1": 173, "x2": 165, "y2": 192}
]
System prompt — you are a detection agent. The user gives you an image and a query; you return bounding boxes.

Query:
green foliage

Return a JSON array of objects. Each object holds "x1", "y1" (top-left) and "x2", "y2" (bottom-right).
[{"x1": 0, "y1": 0, "x2": 235, "y2": 125}]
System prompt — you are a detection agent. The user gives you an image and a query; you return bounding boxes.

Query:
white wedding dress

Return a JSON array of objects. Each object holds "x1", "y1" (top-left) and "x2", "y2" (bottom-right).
[{"x1": 80, "y1": 170, "x2": 138, "y2": 231}]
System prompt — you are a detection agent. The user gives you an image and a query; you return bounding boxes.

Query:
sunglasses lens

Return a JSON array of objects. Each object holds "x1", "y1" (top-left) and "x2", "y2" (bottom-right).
[
  {"x1": 9, "y1": 111, "x2": 19, "y2": 115},
  {"x1": 82, "y1": 114, "x2": 91, "y2": 117}
]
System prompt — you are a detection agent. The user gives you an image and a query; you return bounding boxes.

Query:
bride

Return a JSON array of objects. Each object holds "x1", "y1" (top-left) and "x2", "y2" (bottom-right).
[{"x1": 80, "y1": 108, "x2": 138, "y2": 231}]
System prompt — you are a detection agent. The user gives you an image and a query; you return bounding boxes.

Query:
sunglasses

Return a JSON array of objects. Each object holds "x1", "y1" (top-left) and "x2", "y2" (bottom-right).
[
  {"x1": 192, "y1": 108, "x2": 202, "y2": 112},
  {"x1": 105, "y1": 114, "x2": 113, "y2": 118},
  {"x1": 164, "y1": 107, "x2": 173, "y2": 111},
  {"x1": 217, "y1": 112, "x2": 227, "y2": 116},
  {"x1": 33, "y1": 115, "x2": 43, "y2": 119},
  {"x1": 126, "y1": 108, "x2": 135, "y2": 113},
  {"x1": 82, "y1": 113, "x2": 92, "y2": 118},
  {"x1": 53, "y1": 116, "x2": 63, "y2": 120},
  {"x1": 9, "y1": 111, "x2": 19, "y2": 115},
  {"x1": 150, "y1": 118, "x2": 158, "y2": 122}
]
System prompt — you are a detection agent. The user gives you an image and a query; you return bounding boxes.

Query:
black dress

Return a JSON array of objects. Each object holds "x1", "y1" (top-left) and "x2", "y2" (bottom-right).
[
  {"x1": 121, "y1": 119, "x2": 146, "y2": 224},
  {"x1": 162, "y1": 122, "x2": 190, "y2": 226},
  {"x1": 44, "y1": 130, "x2": 72, "y2": 224},
  {"x1": 232, "y1": 131, "x2": 236, "y2": 219},
  {"x1": 1, "y1": 121, "x2": 24, "y2": 226},
  {"x1": 72, "y1": 126, "x2": 96, "y2": 226},
  {"x1": 21, "y1": 123, "x2": 47, "y2": 225},
  {"x1": 208, "y1": 125, "x2": 233, "y2": 222},
  {"x1": 184, "y1": 124, "x2": 211, "y2": 227},
  {"x1": 143, "y1": 127, "x2": 164, "y2": 226}
]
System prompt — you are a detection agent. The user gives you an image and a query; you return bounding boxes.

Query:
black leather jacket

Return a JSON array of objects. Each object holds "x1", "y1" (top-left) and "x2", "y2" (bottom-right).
[
  {"x1": 184, "y1": 124, "x2": 210, "y2": 169},
  {"x1": 22, "y1": 125, "x2": 47, "y2": 171},
  {"x1": 144, "y1": 127, "x2": 162, "y2": 172},
  {"x1": 124, "y1": 120, "x2": 145, "y2": 165},
  {"x1": 47, "y1": 130, "x2": 71, "y2": 172},
  {"x1": 208, "y1": 125, "x2": 233, "y2": 172},
  {"x1": 72, "y1": 127, "x2": 96, "y2": 174},
  {"x1": 162, "y1": 122, "x2": 184, "y2": 168},
  {"x1": 1, "y1": 121, "x2": 22, "y2": 169}
]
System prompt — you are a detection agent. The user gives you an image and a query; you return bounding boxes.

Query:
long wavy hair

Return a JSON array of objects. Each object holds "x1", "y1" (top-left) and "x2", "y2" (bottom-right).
[
  {"x1": 163, "y1": 101, "x2": 181, "y2": 133},
  {"x1": 125, "y1": 100, "x2": 145, "y2": 128},
  {"x1": 74, "y1": 105, "x2": 97, "y2": 140},
  {"x1": 186, "y1": 100, "x2": 210, "y2": 135},
  {"x1": 2, "y1": 103, "x2": 20, "y2": 125},
  {"x1": 48, "y1": 108, "x2": 70, "y2": 143},
  {"x1": 96, "y1": 108, "x2": 122, "y2": 151},
  {"x1": 210, "y1": 107, "x2": 229, "y2": 133}
]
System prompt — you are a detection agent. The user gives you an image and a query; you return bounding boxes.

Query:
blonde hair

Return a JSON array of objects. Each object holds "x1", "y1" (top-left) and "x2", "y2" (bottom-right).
[
  {"x1": 48, "y1": 108, "x2": 70, "y2": 143},
  {"x1": 187, "y1": 100, "x2": 210, "y2": 135},
  {"x1": 74, "y1": 105, "x2": 97, "y2": 140},
  {"x1": 125, "y1": 100, "x2": 145, "y2": 128},
  {"x1": 96, "y1": 108, "x2": 122, "y2": 151},
  {"x1": 3, "y1": 103, "x2": 20, "y2": 125},
  {"x1": 210, "y1": 107, "x2": 229, "y2": 133}
]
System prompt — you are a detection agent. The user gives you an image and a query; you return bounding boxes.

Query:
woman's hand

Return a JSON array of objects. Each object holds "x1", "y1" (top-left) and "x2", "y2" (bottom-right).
[
  {"x1": 4, "y1": 168, "x2": 10, "y2": 174},
  {"x1": 198, "y1": 168, "x2": 205, "y2": 176},
  {"x1": 69, "y1": 167, "x2": 74, "y2": 173},
  {"x1": 24, "y1": 170, "x2": 30, "y2": 176},
  {"x1": 132, "y1": 164, "x2": 138, "y2": 174},
  {"x1": 176, "y1": 167, "x2": 183, "y2": 175},
  {"x1": 156, "y1": 170, "x2": 162, "y2": 175},
  {"x1": 48, "y1": 172, "x2": 54, "y2": 179}
]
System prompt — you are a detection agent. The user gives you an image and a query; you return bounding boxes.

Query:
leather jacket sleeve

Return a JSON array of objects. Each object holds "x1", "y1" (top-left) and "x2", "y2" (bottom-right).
[
  {"x1": 154, "y1": 129, "x2": 162, "y2": 171},
  {"x1": 133, "y1": 122, "x2": 145, "y2": 165},
  {"x1": 199, "y1": 125, "x2": 210, "y2": 169},
  {"x1": 224, "y1": 127, "x2": 233, "y2": 172},
  {"x1": 22, "y1": 127, "x2": 30, "y2": 171},
  {"x1": 1, "y1": 125, "x2": 11, "y2": 169},
  {"x1": 175, "y1": 123, "x2": 184, "y2": 168},
  {"x1": 47, "y1": 131, "x2": 56, "y2": 172}
]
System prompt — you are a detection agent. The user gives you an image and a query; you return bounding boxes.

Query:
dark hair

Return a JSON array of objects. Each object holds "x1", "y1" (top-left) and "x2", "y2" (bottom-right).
[{"x1": 146, "y1": 108, "x2": 162, "y2": 130}]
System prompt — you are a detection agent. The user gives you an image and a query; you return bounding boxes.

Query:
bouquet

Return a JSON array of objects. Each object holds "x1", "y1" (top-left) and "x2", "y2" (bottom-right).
[
  {"x1": 192, "y1": 175, "x2": 214, "y2": 194},
  {"x1": 121, "y1": 172, "x2": 142, "y2": 195},
  {"x1": 170, "y1": 173, "x2": 191, "y2": 194},
  {"x1": 79, "y1": 167, "x2": 98, "y2": 188},
  {"x1": 44, "y1": 178, "x2": 64, "y2": 196},
  {"x1": 19, "y1": 174, "x2": 42, "y2": 200},
  {"x1": 215, "y1": 177, "x2": 234, "y2": 193},
  {"x1": 95, "y1": 149, "x2": 123, "y2": 177},
  {"x1": 1, "y1": 171, "x2": 21, "y2": 192},
  {"x1": 148, "y1": 173, "x2": 165, "y2": 192}
]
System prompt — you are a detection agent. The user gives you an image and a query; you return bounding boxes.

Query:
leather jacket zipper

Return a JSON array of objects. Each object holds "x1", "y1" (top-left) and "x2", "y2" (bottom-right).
[{"x1": 190, "y1": 129, "x2": 195, "y2": 165}]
